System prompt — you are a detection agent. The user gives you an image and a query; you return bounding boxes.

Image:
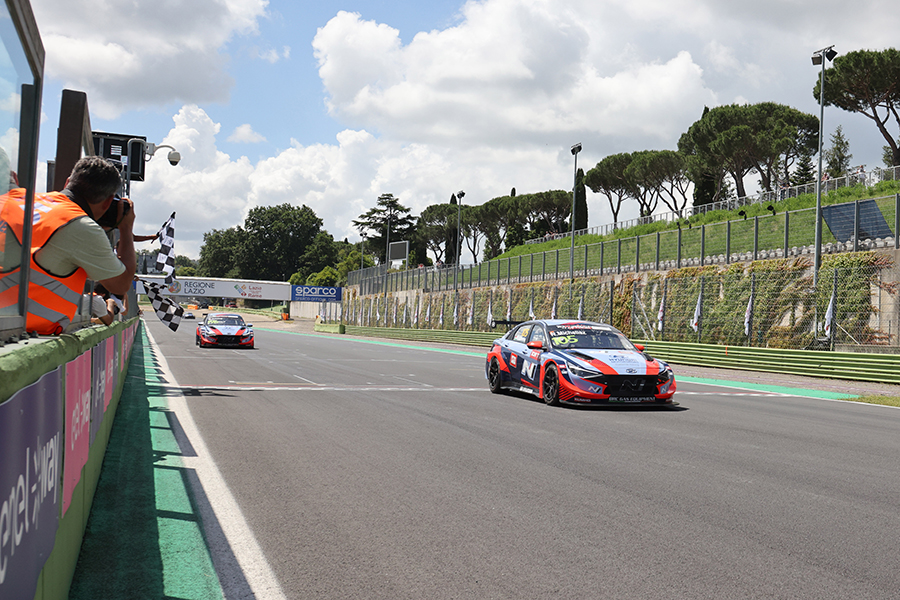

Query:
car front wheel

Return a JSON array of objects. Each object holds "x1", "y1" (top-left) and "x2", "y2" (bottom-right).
[{"x1": 542, "y1": 364, "x2": 560, "y2": 406}]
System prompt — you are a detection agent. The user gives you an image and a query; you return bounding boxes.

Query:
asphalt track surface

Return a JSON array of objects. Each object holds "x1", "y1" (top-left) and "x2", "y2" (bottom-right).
[{"x1": 72, "y1": 316, "x2": 900, "y2": 599}]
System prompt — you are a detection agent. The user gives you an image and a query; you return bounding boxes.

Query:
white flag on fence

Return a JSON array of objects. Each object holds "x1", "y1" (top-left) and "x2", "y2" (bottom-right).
[
  {"x1": 529, "y1": 297, "x2": 535, "y2": 319},
  {"x1": 487, "y1": 298, "x2": 494, "y2": 326},
  {"x1": 690, "y1": 291, "x2": 702, "y2": 332},
  {"x1": 577, "y1": 295, "x2": 584, "y2": 320},
  {"x1": 657, "y1": 294, "x2": 665, "y2": 332},
  {"x1": 439, "y1": 299, "x2": 444, "y2": 326},
  {"x1": 467, "y1": 297, "x2": 474, "y2": 326},
  {"x1": 453, "y1": 298, "x2": 458, "y2": 326},
  {"x1": 506, "y1": 296, "x2": 512, "y2": 321},
  {"x1": 744, "y1": 293, "x2": 753, "y2": 336},
  {"x1": 824, "y1": 287, "x2": 836, "y2": 337},
  {"x1": 550, "y1": 295, "x2": 557, "y2": 319}
]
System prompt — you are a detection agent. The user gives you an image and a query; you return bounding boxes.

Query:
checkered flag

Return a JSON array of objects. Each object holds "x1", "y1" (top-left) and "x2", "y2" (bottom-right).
[
  {"x1": 142, "y1": 279, "x2": 183, "y2": 331},
  {"x1": 155, "y1": 212, "x2": 176, "y2": 284}
]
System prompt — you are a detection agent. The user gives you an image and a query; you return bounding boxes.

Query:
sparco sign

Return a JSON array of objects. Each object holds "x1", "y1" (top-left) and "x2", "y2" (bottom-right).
[{"x1": 291, "y1": 286, "x2": 342, "y2": 302}]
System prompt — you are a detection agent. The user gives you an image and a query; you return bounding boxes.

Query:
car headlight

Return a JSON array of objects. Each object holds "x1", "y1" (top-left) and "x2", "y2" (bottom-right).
[
  {"x1": 657, "y1": 367, "x2": 673, "y2": 384},
  {"x1": 567, "y1": 362, "x2": 598, "y2": 378}
]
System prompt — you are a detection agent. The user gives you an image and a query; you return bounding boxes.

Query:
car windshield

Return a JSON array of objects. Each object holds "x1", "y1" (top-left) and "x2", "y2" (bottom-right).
[
  {"x1": 208, "y1": 317, "x2": 244, "y2": 327},
  {"x1": 547, "y1": 324, "x2": 633, "y2": 350}
]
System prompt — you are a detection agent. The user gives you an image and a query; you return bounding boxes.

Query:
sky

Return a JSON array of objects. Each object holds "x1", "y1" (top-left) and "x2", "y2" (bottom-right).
[{"x1": 27, "y1": 0, "x2": 900, "y2": 262}]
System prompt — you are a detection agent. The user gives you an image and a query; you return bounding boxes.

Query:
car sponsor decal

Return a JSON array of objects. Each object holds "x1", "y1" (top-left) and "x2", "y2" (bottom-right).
[
  {"x1": 523, "y1": 360, "x2": 538, "y2": 380},
  {"x1": 510, "y1": 353, "x2": 517, "y2": 368},
  {"x1": 529, "y1": 350, "x2": 541, "y2": 360}
]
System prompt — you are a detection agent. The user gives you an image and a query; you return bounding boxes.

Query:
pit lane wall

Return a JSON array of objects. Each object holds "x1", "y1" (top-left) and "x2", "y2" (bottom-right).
[{"x1": 0, "y1": 318, "x2": 140, "y2": 600}]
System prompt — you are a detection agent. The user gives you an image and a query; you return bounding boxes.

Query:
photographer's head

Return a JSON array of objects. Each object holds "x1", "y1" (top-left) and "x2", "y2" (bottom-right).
[{"x1": 65, "y1": 156, "x2": 122, "y2": 205}]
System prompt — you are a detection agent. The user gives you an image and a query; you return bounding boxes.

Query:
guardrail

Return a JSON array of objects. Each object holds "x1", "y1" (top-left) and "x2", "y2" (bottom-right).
[
  {"x1": 345, "y1": 326, "x2": 498, "y2": 347},
  {"x1": 635, "y1": 339, "x2": 900, "y2": 384},
  {"x1": 332, "y1": 326, "x2": 900, "y2": 385}
]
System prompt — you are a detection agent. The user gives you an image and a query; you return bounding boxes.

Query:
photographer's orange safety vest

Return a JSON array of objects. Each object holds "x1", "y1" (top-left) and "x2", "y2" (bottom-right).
[{"x1": 0, "y1": 189, "x2": 91, "y2": 334}]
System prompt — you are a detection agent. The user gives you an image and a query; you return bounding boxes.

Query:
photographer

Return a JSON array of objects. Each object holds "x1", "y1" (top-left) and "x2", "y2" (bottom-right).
[{"x1": 0, "y1": 156, "x2": 137, "y2": 334}]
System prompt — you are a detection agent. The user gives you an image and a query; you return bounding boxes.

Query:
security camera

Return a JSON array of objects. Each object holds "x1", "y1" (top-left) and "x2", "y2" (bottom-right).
[
  {"x1": 167, "y1": 150, "x2": 181, "y2": 166},
  {"x1": 571, "y1": 143, "x2": 582, "y2": 155}
]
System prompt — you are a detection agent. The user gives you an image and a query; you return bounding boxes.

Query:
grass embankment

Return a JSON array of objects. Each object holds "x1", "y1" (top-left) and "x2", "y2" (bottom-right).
[{"x1": 497, "y1": 180, "x2": 900, "y2": 261}]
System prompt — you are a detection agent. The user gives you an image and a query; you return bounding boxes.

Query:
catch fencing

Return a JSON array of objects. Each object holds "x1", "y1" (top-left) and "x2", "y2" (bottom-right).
[
  {"x1": 528, "y1": 164, "x2": 900, "y2": 243},
  {"x1": 349, "y1": 194, "x2": 900, "y2": 297},
  {"x1": 342, "y1": 255, "x2": 900, "y2": 351}
]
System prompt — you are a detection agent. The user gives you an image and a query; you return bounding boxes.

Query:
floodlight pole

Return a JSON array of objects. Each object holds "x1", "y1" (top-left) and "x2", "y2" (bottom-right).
[
  {"x1": 812, "y1": 45, "x2": 835, "y2": 292},
  {"x1": 569, "y1": 143, "x2": 582, "y2": 300},
  {"x1": 454, "y1": 190, "x2": 465, "y2": 291}
]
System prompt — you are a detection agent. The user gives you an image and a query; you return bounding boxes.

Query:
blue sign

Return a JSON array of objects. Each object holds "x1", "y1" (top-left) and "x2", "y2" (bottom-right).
[
  {"x1": 291, "y1": 286, "x2": 342, "y2": 302},
  {"x1": 0, "y1": 368, "x2": 62, "y2": 599}
]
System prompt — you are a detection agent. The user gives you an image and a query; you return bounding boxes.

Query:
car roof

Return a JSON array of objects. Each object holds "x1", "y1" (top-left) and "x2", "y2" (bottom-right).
[
  {"x1": 503, "y1": 319, "x2": 625, "y2": 337},
  {"x1": 206, "y1": 312, "x2": 242, "y2": 319}
]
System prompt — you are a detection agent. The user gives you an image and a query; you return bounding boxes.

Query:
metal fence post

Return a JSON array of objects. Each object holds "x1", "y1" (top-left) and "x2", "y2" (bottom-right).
[
  {"x1": 677, "y1": 228, "x2": 682, "y2": 269},
  {"x1": 726, "y1": 221, "x2": 731, "y2": 264},
  {"x1": 700, "y1": 225, "x2": 706, "y2": 266},
  {"x1": 617, "y1": 238, "x2": 622, "y2": 274},
  {"x1": 783, "y1": 211, "x2": 789, "y2": 258},
  {"x1": 753, "y1": 216, "x2": 759, "y2": 261},
  {"x1": 583, "y1": 244, "x2": 589, "y2": 278},
  {"x1": 635, "y1": 235, "x2": 641, "y2": 273},
  {"x1": 655, "y1": 232, "x2": 660, "y2": 271},
  {"x1": 600, "y1": 241, "x2": 604, "y2": 275},
  {"x1": 895, "y1": 193, "x2": 899, "y2": 250}
]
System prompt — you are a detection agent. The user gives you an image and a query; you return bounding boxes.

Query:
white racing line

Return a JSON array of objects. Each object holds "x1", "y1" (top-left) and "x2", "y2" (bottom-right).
[{"x1": 145, "y1": 328, "x2": 289, "y2": 600}]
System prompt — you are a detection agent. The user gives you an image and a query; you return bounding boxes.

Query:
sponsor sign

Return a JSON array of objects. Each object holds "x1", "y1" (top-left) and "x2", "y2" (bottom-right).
[
  {"x1": 0, "y1": 369, "x2": 62, "y2": 599},
  {"x1": 63, "y1": 354, "x2": 92, "y2": 516},
  {"x1": 90, "y1": 338, "x2": 108, "y2": 445},
  {"x1": 291, "y1": 285, "x2": 342, "y2": 302},
  {"x1": 135, "y1": 277, "x2": 292, "y2": 301}
]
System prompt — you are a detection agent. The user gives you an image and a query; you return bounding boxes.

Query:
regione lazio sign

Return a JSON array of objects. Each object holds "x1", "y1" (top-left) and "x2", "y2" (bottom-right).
[
  {"x1": 136, "y1": 276, "x2": 292, "y2": 301},
  {"x1": 292, "y1": 286, "x2": 342, "y2": 302}
]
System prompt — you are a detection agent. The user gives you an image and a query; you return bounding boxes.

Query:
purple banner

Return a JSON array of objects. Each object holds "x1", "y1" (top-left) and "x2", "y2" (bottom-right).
[
  {"x1": 90, "y1": 338, "x2": 108, "y2": 445},
  {"x1": 63, "y1": 353, "x2": 92, "y2": 516},
  {"x1": 105, "y1": 335, "x2": 116, "y2": 410},
  {"x1": 0, "y1": 368, "x2": 63, "y2": 599}
]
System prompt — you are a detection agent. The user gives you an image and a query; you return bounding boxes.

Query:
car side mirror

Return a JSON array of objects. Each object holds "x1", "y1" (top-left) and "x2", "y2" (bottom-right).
[
  {"x1": 527, "y1": 340, "x2": 545, "y2": 351},
  {"x1": 634, "y1": 343, "x2": 645, "y2": 352}
]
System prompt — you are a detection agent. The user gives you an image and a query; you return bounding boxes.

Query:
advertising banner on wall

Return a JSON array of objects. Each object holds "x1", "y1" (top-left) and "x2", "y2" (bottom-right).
[
  {"x1": 135, "y1": 276, "x2": 292, "y2": 301},
  {"x1": 105, "y1": 334, "x2": 117, "y2": 410},
  {"x1": 0, "y1": 368, "x2": 62, "y2": 599},
  {"x1": 90, "y1": 338, "x2": 108, "y2": 445},
  {"x1": 291, "y1": 286, "x2": 342, "y2": 302},
  {"x1": 63, "y1": 353, "x2": 92, "y2": 516}
]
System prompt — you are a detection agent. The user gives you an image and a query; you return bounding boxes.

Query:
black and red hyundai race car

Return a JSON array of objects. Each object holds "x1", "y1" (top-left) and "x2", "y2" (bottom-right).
[
  {"x1": 196, "y1": 312, "x2": 255, "y2": 349},
  {"x1": 485, "y1": 320, "x2": 676, "y2": 406}
]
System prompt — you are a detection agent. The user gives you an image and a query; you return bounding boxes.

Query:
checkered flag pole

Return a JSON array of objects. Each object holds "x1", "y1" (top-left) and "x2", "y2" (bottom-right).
[
  {"x1": 155, "y1": 212, "x2": 177, "y2": 284},
  {"x1": 142, "y1": 278, "x2": 184, "y2": 331}
]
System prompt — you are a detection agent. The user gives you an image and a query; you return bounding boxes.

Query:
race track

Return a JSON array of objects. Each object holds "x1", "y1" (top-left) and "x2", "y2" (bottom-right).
[{"x1": 144, "y1": 316, "x2": 900, "y2": 599}]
